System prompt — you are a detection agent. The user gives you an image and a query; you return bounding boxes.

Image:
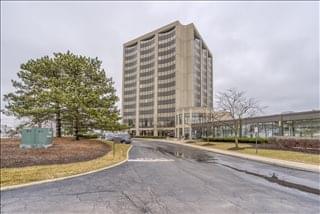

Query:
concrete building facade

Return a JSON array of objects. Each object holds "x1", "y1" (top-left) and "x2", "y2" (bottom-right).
[{"x1": 122, "y1": 21, "x2": 213, "y2": 137}]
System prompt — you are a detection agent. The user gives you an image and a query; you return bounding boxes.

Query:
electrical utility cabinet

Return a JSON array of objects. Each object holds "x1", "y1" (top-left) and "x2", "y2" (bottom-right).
[{"x1": 20, "y1": 128, "x2": 53, "y2": 148}]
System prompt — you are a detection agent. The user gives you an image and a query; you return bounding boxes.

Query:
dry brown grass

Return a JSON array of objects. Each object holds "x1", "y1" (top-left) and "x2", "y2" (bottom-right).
[
  {"x1": 1, "y1": 137, "x2": 110, "y2": 168},
  {"x1": 196, "y1": 142, "x2": 320, "y2": 165},
  {"x1": 0, "y1": 141, "x2": 130, "y2": 187}
]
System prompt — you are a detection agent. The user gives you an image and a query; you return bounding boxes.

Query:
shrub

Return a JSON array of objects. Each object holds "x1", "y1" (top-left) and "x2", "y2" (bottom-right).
[
  {"x1": 78, "y1": 133, "x2": 99, "y2": 139},
  {"x1": 202, "y1": 137, "x2": 268, "y2": 144},
  {"x1": 134, "y1": 136, "x2": 166, "y2": 139}
]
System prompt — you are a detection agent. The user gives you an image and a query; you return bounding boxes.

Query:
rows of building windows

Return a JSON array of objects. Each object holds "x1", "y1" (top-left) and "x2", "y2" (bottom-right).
[
  {"x1": 159, "y1": 40, "x2": 176, "y2": 50},
  {"x1": 158, "y1": 60, "x2": 175, "y2": 68},
  {"x1": 157, "y1": 116, "x2": 175, "y2": 128},
  {"x1": 158, "y1": 47, "x2": 176, "y2": 56},
  {"x1": 140, "y1": 78, "x2": 154, "y2": 85},
  {"x1": 140, "y1": 101, "x2": 154, "y2": 107},
  {"x1": 124, "y1": 56, "x2": 138, "y2": 65},
  {"x1": 158, "y1": 107, "x2": 175, "y2": 113},
  {"x1": 123, "y1": 105, "x2": 136, "y2": 111},
  {"x1": 158, "y1": 89, "x2": 176, "y2": 97},
  {"x1": 158, "y1": 72, "x2": 175, "y2": 81},
  {"x1": 124, "y1": 78, "x2": 136, "y2": 86},
  {"x1": 124, "y1": 75, "x2": 137, "y2": 82},
  {"x1": 193, "y1": 39, "x2": 202, "y2": 107},
  {"x1": 139, "y1": 90, "x2": 153, "y2": 96},
  {"x1": 124, "y1": 88, "x2": 136, "y2": 94},
  {"x1": 123, "y1": 119, "x2": 135, "y2": 128},
  {"x1": 140, "y1": 75, "x2": 154, "y2": 82},
  {"x1": 140, "y1": 36, "x2": 155, "y2": 48},
  {"x1": 176, "y1": 112, "x2": 216, "y2": 125},
  {"x1": 139, "y1": 118, "x2": 154, "y2": 128},
  {"x1": 140, "y1": 47, "x2": 155, "y2": 56},
  {"x1": 123, "y1": 100, "x2": 136, "y2": 106},
  {"x1": 158, "y1": 52, "x2": 175, "y2": 60},
  {"x1": 139, "y1": 81, "x2": 154, "y2": 88},
  {"x1": 158, "y1": 34, "x2": 176, "y2": 44},
  {"x1": 158, "y1": 55, "x2": 175, "y2": 65},
  {"x1": 158, "y1": 28, "x2": 175, "y2": 40},
  {"x1": 158, "y1": 81, "x2": 175, "y2": 89},
  {"x1": 140, "y1": 55, "x2": 155, "y2": 64},
  {"x1": 123, "y1": 103, "x2": 136, "y2": 109},
  {"x1": 123, "y1": 96, "x2": 136, "y2": 102},
  {"x1": 139, "y1": 91, "x2": 154, "y2": 98},
  {"x1": 124, "y1": 67, "x2": 137, "y2": 74},
  {"x1": 125, "y1": 63, "x2": 137, "y2": 70},
  {"x1": 123, "y1": 111, "x2": 136, "y2": 116},
  {"x1": 139, "y1": 85, "x2": 154, "y2": 92},
  {"x1": 158, "y1": 99, "x2": 175, "y2": 105},
  {"x1": 140, "y1": 70, "x2": 154, "y2": 78},
  {"x1": 140, "y1": 41, "x2": 155, "y2": 49},
  {"x1": 125, "y1": 60, "x2": 137, "y2": 68},
  {"x1": 154, "y1": 28, "x2": 176, "y2": 129},
  {"x1": 140, "y1": 62, "x2": 155, "y2": 70},
  {"x1": 124, "y1": 82, "x2": 136, "y2": 88},
  {"x1": 124, "y1": 72, "x2": 136, "y2": 79},
  {"x1": 123, "y1": 93, "x2": 137, "y2": 99},
  {"x1": 139, "y1": 109, "x2": 154, "y2": 115},
  {"x1": 124, "y1": 44, "x2": 137, "y2": 56},
  {"x1": 125, "y1": 53, "x2": 137, "y2": 61},
  {"x1": 158, "y1": 85, "x2": 175, "y2": 93}
]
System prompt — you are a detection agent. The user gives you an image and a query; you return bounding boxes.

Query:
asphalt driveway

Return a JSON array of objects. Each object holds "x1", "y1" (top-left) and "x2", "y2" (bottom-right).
[{"x1": 1, "y1": 139, "x2": 319, "y2": 213}]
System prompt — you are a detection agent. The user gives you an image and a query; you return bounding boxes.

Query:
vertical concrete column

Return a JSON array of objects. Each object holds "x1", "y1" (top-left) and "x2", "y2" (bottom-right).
[
  {"x1": 121, "y1": 46, "x2": 125, "y2": 126},
  {"x1": 154, "y1": 34, "x2": 158, "y2": 136},
  {"x1": 199, "y1": 41, "x2": 203, "y2": 106},
  {"x1": 189, "y1": 108, "x2": 192, "y2": 139},
  {"x1": 136, "y1": 42, "x2": 140, "y2": 136},
  {"x1": 182, "y1": 109, "x2": 185, "y2": 137}
]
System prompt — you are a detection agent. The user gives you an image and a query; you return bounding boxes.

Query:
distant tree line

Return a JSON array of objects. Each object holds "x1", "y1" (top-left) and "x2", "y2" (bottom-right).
[{"x1": 2, "y1": 51, "x2": 126, "y2": 140}]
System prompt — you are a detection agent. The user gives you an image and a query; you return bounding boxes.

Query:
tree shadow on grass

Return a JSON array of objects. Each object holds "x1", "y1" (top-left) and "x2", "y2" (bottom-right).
[
  {"x1": 202, "y1": 143, "x2": 213, "y2": 147},
  {"x1": 228, "y1": 147, "x2": 246, "y2": 151}
]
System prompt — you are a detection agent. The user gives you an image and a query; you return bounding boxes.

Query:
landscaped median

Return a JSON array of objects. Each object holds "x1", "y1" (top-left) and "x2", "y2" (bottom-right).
[
  {"x1": 194, "y1": 141, "x2": 320, "y2": 165},
  {"x1": 0, "y1": 139, "x2": 131, "y2": 188}
]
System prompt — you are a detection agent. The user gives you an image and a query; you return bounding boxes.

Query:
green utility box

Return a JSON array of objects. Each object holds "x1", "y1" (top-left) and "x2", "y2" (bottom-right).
[{"x1": 20, "y1": 128, "x2": 53, "y2": 149}]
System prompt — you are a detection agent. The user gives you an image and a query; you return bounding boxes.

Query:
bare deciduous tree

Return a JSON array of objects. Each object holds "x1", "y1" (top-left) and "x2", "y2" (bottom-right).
[{"x1": 217, "y1": 88, "x2": 264, "y2": 148}]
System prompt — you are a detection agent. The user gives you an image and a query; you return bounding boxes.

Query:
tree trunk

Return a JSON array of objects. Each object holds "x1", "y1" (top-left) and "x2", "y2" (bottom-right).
[
  {"x1": 235, "y1": 136, "x2": 239, "y2": 148},
  {"x1": 234, "y1": 120, "x2": 240, "y2": 148},
  {"x1": 75, "y1": 117, "x2": 80, "y2": 141},
  {"x1": 56, "y1": 110, "x2": 62, "y2": 138}
]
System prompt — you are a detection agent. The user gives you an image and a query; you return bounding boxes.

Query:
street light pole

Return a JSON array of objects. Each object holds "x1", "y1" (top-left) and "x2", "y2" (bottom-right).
[{"x1": 254, "y1": 126, "x2": 258, "y2": 154}]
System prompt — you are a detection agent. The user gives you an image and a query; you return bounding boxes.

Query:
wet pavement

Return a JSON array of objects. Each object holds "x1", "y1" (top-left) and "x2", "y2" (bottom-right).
[{"x1": 1, "y1": 139, "x2": 320, "y2": 213}]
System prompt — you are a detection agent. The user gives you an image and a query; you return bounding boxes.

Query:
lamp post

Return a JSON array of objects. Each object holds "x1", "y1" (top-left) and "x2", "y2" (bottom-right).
[{"x1": 254, "y1": 126, "x2": 258, "y2": 154}]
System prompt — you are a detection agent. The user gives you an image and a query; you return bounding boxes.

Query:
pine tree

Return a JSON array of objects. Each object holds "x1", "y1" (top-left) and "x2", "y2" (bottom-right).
[{"x1": 3, "y1": 51, "x2": 122, "y2": 140}]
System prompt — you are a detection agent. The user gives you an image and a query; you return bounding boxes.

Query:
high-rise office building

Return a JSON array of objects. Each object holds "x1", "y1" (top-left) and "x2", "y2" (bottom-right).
[{"x1": 122, "y1": 21, "x2": 213, "y2": 137}]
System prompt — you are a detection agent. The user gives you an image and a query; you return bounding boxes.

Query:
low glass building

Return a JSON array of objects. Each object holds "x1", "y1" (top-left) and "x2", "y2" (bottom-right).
[{"x1": 176, "y1": 110, "x2": 320, "y2": 139}]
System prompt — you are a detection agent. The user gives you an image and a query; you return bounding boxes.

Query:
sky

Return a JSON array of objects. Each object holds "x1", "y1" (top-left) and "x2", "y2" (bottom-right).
[{"x1": 1, "y1": 1, "x2": 319, "y2": 127}]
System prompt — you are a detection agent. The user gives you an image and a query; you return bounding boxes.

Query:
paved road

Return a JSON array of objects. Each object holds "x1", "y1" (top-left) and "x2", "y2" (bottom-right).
[{"x1": 1, "y1": 140, "x2": 320, "y2": 213}]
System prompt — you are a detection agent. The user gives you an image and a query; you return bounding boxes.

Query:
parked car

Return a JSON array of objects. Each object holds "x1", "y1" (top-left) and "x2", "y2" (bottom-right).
[
  {"x1": 112, "y1": 133, "x2": 132, "y2": 144},
  {"x1": 167, "y1": 131, "x2": 175, "y2": 138},
  {"x1": 104, "y1": 132, "x2": 115, "y2": 140}
]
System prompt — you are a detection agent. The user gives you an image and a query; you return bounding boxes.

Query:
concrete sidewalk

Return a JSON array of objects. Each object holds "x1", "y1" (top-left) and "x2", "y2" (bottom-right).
[{"x1": 135, "y1": 138, "x2": 320, "y2": 173}]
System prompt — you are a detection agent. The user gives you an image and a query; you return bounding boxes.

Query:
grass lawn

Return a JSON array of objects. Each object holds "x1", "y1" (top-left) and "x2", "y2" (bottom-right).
[
  {"x1": 0, "y1": 141, "x2": 130, "y2": 187},
  {"x1": 196, "y1": 142, "x2": 320, "y2": 165}
]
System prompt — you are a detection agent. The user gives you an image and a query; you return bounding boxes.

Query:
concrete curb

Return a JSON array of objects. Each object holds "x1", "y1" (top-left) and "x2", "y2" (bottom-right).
[
  {"x1": 0, "y1": 145, "x2": 133, "y2": 191},
  {"x1": 135, "y1": 138, "x2": 320, "y2": 173}
]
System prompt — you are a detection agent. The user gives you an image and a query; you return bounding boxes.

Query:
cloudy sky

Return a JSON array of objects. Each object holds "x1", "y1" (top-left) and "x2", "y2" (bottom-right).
[{"x1": 1, "y1": 1, "x2": 319, "y2": 126}]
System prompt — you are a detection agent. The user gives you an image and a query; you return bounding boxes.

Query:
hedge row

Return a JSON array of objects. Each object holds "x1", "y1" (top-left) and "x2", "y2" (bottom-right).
[
  {"x1": 78, "y1": 133, "x2": 99, "y2": 139},
  {"x1": 201, "y1": 137, "x2": 268, "y2": 144},
  {"x1": 133, "y1": 136, "x2": 166, "y2": 139}
]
